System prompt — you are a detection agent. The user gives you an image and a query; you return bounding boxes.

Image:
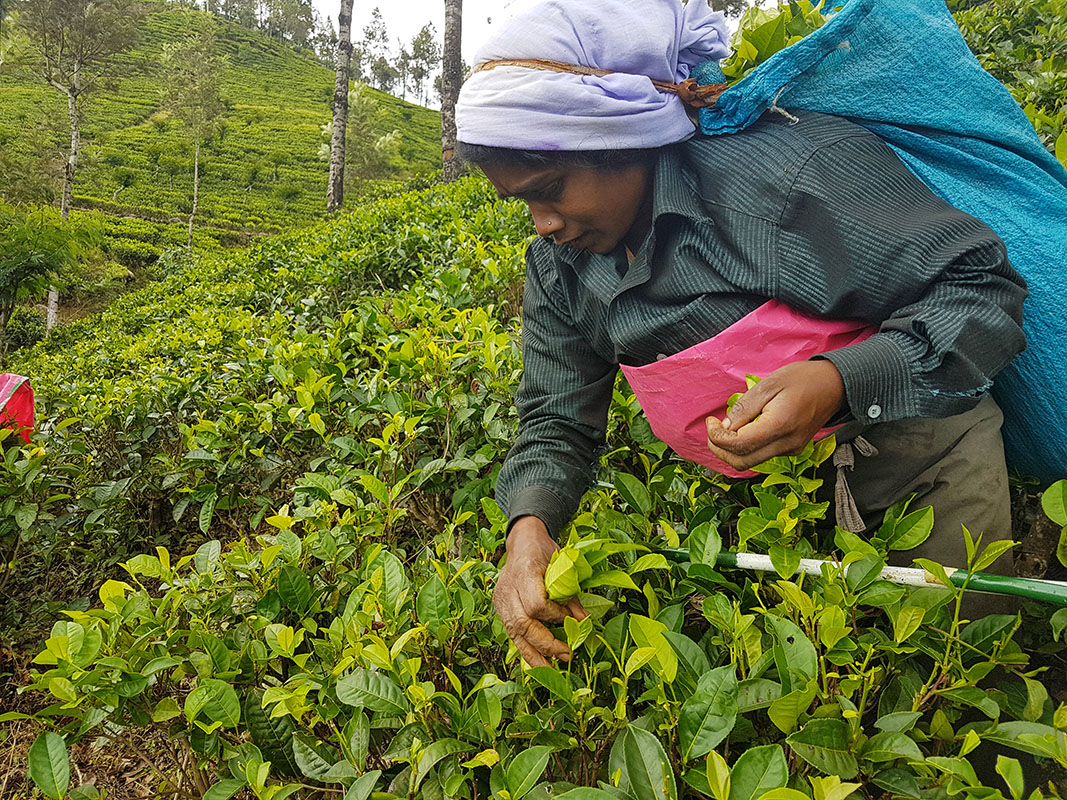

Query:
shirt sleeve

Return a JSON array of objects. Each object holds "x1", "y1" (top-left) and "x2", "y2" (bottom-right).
[
  {"x1": 494, "y1": 242, "x2": 618, "y2": 538},
  {"x1": 775, "y1": 131, "x2": 1028, "y2": 424}
]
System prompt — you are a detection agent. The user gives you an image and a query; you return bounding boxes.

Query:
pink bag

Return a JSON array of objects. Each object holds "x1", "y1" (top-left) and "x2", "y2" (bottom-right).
[
  {"x1": 620, "y1": 300, "x2": 875, "y2": 478},
  {"x1": 0, "y1": 374, "x2": 34, "y2": 443}
]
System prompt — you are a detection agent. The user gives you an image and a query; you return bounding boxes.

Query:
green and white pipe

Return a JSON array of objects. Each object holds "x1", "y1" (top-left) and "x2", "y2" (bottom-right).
[{"x1": 659, "y1": 548, "x2": 1067, "y2": 607}]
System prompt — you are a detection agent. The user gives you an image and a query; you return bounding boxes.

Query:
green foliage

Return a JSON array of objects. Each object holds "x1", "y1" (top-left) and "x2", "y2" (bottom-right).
[
  {"x1": 956, "y1": 0, "x2": 1067, "y2": 156},
  {"x1": 0, "y1": 6, "x2": 442, "y2": 229},
  {"x1": 6, "y1": 174, "x2": 1067, "y2": 800},
  {"x1": 5, "y1": 8, "x2": 1067, "y2": 791},
  {"x1": 3, "y1": 305, "x2": 46, "y2": 351},
  {"x1": 720, "y1": 0, "x2": 828, "y2": 82},
  {"x1": 0, "y1": 202, "x2": 90, "y2": 330}
]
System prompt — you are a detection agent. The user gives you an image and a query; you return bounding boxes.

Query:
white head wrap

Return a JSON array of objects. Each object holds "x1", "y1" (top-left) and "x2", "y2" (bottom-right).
[{"x1": 456, "y1": 0, "x2": 730, "y2": 151}]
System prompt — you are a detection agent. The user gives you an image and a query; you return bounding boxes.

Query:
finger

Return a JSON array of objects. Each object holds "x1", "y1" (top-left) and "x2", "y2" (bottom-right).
[
  {"x1": 707, "y1": 415, "x2": 758, "y2": 458},
  {"x1": 518, "y1": 583, "x2": 576, "y2": 625},
  {"x1": 520, "y1": 617, "x2": 573, "y2": 662},
  {"x1": 512, "y1": 632, "x2": 551, "y2": 668},
  {"x1": 708, "y1": 414, "x2": 810, "y2": 469},
  {"x1": 723, "y1": 380, "x2": 779, "y2": 431},
  {"x1": 567, "y1": 596, "x2": 588, "y2": 621}
]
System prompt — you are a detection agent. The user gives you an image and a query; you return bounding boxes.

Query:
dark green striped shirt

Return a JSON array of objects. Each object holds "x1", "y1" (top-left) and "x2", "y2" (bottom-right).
[{"x1": 496, "y1": 111, "x2": 1027, "y2": 538}]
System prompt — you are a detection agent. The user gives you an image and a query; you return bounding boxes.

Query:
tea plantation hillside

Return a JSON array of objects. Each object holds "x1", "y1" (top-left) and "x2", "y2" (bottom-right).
[{"x1": 0, "y1": 3, "x2": 441, "y2": 231}]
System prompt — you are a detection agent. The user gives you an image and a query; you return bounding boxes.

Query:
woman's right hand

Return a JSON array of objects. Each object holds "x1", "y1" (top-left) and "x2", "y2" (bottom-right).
[{"x1": 493, "y1": 515, "x2": 588, "y2": 667}]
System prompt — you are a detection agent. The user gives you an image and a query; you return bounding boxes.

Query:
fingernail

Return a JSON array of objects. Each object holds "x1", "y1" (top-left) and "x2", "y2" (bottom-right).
[{"x1": 722, "y1": 417, "x2": 733, "y2": 431}]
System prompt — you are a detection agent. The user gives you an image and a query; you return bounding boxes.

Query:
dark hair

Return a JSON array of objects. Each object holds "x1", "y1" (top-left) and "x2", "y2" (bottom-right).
[{"x1": 456, "y1": 141, "x2": 660, "y2": 170}]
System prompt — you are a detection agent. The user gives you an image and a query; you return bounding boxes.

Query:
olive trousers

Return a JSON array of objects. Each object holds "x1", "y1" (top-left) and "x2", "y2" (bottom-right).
[{"x1": 814, "y1": 394, "x2": 1015, "y2": 615}]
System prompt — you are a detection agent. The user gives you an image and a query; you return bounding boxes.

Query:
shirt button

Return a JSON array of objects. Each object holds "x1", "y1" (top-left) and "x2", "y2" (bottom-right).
[
  {"x1": 656, "y1": 353, "x2": 668, "y2": 361},
  {"x1": 867, "y1": 404, "x2": 882, "y2": 420}
]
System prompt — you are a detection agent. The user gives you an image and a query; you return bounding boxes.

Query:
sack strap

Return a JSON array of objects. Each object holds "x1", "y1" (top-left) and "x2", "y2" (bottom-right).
[{"x1": 833, "y1": 435, "x2": 879, "y2": 533}]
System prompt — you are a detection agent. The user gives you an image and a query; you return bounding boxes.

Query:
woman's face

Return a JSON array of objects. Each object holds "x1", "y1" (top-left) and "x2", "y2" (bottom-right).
[{"x1": 481, "y1": 161, "x2": 653, "y2": 255}]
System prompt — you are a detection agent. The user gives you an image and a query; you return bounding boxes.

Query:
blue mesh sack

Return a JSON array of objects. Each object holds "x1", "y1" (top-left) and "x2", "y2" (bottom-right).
[{"x1": 696, "y1": 0, "x2": 1067, "y2": 483}]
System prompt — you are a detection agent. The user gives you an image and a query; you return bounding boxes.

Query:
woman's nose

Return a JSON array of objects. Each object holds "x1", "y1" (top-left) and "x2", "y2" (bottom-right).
[{"x1": 529, "y1": 205, "x2": 563, "y2": 238}]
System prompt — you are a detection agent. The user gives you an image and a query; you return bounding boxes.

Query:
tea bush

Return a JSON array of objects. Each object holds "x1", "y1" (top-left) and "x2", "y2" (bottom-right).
[
  {"x1": 4, "y1": 172, "x2": 1067, "y2": 800},
  {"x1": 4, "y1": 306, "x2": 46, "y2": 352}
]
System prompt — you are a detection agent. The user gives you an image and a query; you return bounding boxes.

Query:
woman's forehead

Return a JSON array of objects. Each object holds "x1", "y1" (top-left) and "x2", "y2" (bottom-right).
[{"x1": 482, "y1": 163, "x2": 566, "y2": 199}]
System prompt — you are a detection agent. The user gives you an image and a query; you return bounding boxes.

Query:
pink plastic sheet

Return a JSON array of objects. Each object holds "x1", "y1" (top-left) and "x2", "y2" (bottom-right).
[
  {"x1": 0, "y1": 374, "x2": 34, "y2": 443},
  {"x1": 620, "y1": 300, "x2": 875, "y2": 478}
]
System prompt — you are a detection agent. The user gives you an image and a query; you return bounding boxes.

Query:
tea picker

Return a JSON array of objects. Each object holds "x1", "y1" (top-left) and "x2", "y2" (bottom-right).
[{"x1": 659, "y1": 547, "x2": 1067, "y2": 607}]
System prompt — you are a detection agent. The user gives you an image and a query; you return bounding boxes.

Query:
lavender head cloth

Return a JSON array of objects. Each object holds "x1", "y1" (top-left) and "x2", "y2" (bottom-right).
[{"x1": 456, "y1": 0, "x2": 730, "y2": 151}]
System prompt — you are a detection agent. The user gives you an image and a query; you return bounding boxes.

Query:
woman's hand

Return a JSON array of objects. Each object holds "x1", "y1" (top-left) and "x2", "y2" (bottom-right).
[
  {"x1": 705, "y1": 360, "x2": 846, "y2": 471},
  {"x1": 493, "y1": 516, "x2": 588, "y2": 667}
]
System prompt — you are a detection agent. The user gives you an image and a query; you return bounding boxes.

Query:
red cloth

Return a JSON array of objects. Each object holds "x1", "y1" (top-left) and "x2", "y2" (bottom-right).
[{"x1": 0, "y1": 374, "x2": 34, "y2": 443}]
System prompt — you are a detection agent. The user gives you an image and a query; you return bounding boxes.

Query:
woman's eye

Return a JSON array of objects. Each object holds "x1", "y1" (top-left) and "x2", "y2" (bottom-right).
[{"x1": 531, "y1": 180, "x2": 564, "y2": 202}]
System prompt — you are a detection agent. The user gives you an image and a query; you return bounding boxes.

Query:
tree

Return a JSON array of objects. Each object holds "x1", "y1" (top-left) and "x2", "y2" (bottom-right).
[
  {"x1": 18, "y1": 0, "x2": 142, "y2": 220},
  {"x1": 369, "y1": 54, "x2": 398, "y2": 94},
  {"x1": 161, "y1": 17, "x2": 226, "y2": 252},
  {"x1": 708, "y1": 0, "x2": 755, "y2": 18},
  {"x1": 360, "y1": 7, "x2": 390, "y2": 90},
  {"x1": 18, "y1": 0, "x2": 141, "y2": 329},
  {"x1": 327, "y1": 0, "x2": 354, "y2": 212},
  {"x1": 409, "y1": 23, "x2": 440, "y2": 105},
  {"x1": 441, "y1": 0, "x2": 463, "y2": 181},
  {"x1": 395, "y1": 40, "x2": 412, "y2": 100}
]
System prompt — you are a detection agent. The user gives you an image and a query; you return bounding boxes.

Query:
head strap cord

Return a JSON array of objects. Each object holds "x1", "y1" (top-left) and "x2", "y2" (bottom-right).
[{"x1": 468, "y1": 58, "x2": 729, "y2": 109}]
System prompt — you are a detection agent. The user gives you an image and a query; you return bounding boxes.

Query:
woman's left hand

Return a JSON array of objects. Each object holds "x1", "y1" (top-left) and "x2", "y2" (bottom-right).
[{"x1": 705, "y1": 360, "x2": 846, "y2": 471}]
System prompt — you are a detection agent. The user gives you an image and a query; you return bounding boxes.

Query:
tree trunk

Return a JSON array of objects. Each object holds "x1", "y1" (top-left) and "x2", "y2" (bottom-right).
[
  {"x1": 187, "y1": 136, "x2": 200, "y2": 252},
  {"x1": 58, "y1": 79, "x2": 80, "y2": 220},
  {"x1": 441, "y1": 0, "x2": 463, "y2": 183},
  {"x1": 46, "y1": 76, "x2": 80, "y2": 331},
  {"x1": 327, "y1": 0, "x2": 354, "y2": 213}
]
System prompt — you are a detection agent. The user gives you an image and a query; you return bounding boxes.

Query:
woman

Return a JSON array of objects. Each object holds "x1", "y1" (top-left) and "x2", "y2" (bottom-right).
[{"x1": 455, "y1": 0, "x2": 1027, "y2": 666}]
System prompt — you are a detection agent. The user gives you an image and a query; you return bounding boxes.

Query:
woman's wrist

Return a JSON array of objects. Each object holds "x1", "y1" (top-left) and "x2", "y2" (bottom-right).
[{"x1": 506, "y1": 515, "x2": 554, "y2": 557}]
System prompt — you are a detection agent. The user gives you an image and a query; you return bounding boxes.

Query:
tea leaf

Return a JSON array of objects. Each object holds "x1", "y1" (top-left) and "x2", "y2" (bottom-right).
[
  {"x1": 727, "y1": 744, "x2": 787, "y2": 800},
  {"x1": 885, "y1": 507, "x2": 933, "y2": 551},
  {"x1": 277, "y1": 565, "x2": 313, "y2": 613},
  {"x1": 545, "y1": 549, "x2": 581, "y2": 603},
  {"x1": 413, "y1": 738, "x2": 469, "y2": 792},
  {"x1": 203, "y1": 779, "x2": 245, "y2": 800},
  {"x1": 769, "y1": 544, "x2": 801, "y2": 579},
  {"x1": 1044, "y1": 480, "x2": 1067, "y2": 525},
  {"x1": 861, "y1": 731, "x2": 923, "y2": 763},
  {"x1": 614, "y1": 473, "x2": 652, "y2": 516},
  {"x1": 27, "y1": 732, "x2": 69, "y2": 800},
  {"x1": 416, "y1": 575, "x2": 449, "y2": 629},
  {"x1": 995, "y1": 755, "x2": 1024, "y2": 800},
  {"x1": 706, "y1": 749, "x2": 731, "y2": 800},
  {"x1": 874, "y1": 711, "x2": 921, "y2": 733},
  {"x1": 185, "y1": 679, "x2": 240, "y2": 728},
  {"x1": 610, "y1": 725, "x2": 677, "y2": 800},
  {"x1": 292, "y1": 733, "x2": 335, "y2": 780},
  {"x1": 786, "y1": 719, "x2": 858, "y2": 779},
  {"x1": 893, "y1": 607, "x2": 925, "y2": 644},
  {"x1": 505, "y1": 745, "x2": 553, "y2": 800},
  {"x1": 679, "y1": 665, "x2": 738, "y2": 760},
  {"x1": 336, "y1": 669, "x2": 409, "y2": 716}
]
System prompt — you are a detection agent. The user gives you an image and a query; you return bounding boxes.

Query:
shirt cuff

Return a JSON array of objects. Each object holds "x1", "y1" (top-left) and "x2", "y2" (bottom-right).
[
  {"x1": 815, "y1": 332, "x2": 917, "y2": 424},
  {"x1": 505, "y1": 486, "x2": 572, "y2": 541}
]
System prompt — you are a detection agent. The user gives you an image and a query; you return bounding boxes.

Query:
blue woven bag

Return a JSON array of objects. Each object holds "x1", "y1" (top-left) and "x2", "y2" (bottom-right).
[{"x1": 696, "y1": 0, "x2": 1067, "y2": 483}]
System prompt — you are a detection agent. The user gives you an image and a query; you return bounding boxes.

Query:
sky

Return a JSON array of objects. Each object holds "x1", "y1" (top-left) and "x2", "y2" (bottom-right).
[{"x1": 309, "y1": 0, "x2": 534, "y2": 64}]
